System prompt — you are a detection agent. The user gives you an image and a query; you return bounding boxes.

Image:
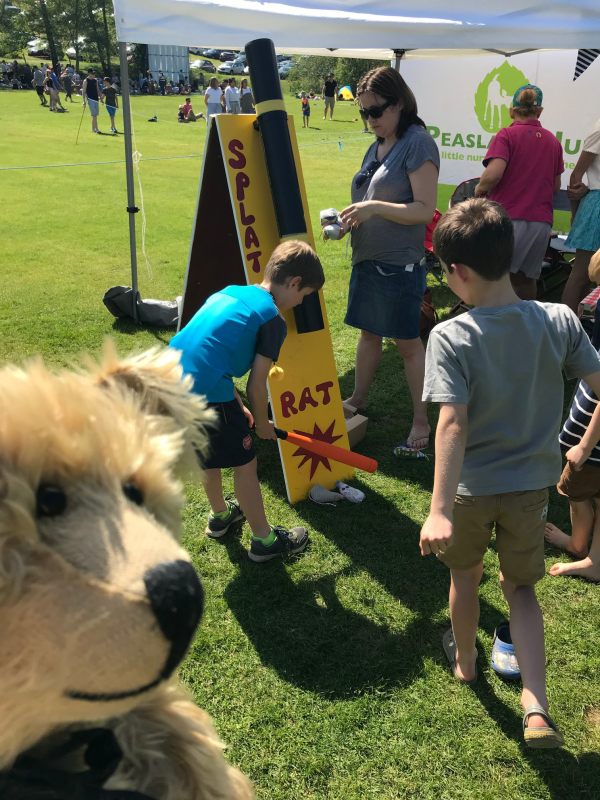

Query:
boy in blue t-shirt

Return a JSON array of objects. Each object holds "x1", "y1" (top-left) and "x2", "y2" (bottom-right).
[{"x1": 170, "y1": 240, "x2": 324, "y2": 562}]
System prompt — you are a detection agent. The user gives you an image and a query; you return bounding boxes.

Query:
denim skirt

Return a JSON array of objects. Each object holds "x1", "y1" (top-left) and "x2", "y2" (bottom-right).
[
  {"x1": 566, "y1": 190, "x2": 600, "y2": 252},
  {"x1": 344, "y1": 259, "x2": 426, "y2": 340}
]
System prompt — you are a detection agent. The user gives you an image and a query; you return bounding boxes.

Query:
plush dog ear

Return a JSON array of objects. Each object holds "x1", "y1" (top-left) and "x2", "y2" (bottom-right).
[{"x1": 89, "y1": 342, "x2": 214, "y2": 461}]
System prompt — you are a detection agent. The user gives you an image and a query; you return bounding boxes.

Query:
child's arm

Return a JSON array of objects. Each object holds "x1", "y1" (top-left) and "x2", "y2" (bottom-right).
[
  {"x1": 246, "y1": 354, "x2": 277, "y2": 440},
  {"x1": 570, "y1": 370, "x2": 600, "y2": 469},
  {"x1": 419, "y1": 403, "x2": 468, "y2": 556},
  {"x1": 233, "y1": 388, "x2": 253, "y2": 428}
]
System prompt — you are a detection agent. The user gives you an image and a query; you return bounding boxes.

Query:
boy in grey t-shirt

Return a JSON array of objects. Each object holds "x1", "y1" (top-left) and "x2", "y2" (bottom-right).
[{"x1": 420, "y1": 198, "x2": 600, "y2": 749}]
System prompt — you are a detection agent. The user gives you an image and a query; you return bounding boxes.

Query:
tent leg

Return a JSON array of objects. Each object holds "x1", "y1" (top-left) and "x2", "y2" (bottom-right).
[
  {"x1": 393, "y1": 48, "x2": 405, "y2": 72},
  {"x1": 119, "y1": 40, "x2": 139, "y2": 322}
]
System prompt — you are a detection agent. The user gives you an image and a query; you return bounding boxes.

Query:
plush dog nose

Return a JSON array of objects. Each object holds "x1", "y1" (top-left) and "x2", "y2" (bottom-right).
[{"x1": 144, "y1": 560, "x2": 204, "y2": 678}]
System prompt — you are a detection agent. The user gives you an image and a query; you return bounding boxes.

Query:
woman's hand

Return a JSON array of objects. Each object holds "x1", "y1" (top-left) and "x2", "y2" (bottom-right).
[
  {"x1": 567, "y1": 181, "x2": 589, "y2": 201},
  {"x1": 340, "y1": 201, "x2": 377, "y2": 229}
]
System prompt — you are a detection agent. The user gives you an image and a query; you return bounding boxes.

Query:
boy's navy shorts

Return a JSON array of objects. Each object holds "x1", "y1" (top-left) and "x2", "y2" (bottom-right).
[{"x1": 201, "y1": 399, "x2": 255, "y2": 469}]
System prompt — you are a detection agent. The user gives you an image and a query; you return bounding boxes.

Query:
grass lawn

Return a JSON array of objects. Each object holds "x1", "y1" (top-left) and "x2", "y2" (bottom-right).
[{"x1": 1, "y1": 88, "x2": 598, "y2": 799}]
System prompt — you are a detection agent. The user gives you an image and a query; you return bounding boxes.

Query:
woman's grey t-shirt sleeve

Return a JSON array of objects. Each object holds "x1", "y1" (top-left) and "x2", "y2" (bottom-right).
[
  {"x1": 422, "y1": 328, "x2": 469, "y2": 404},
  {"x1": 405, "y1": 130, "x2": 440, "y2": 174}
]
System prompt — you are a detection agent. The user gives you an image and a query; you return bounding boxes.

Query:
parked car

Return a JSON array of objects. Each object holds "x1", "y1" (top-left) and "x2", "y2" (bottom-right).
[
  {"x1": 202, "y1": 48, "x2": 221, "y2": 59},
  {"x1": 217, "y1": 61, "x2": 234, "y2": 74},
  {"x1": 27, "y1": 38, "x2": 50, "y2": 57},
  {"x1": 276, "y1": 54, "x2": 292, "y2": 63},
  {"x1": 189, "y1": 47, "x2": 204, "y2": 55},
  {"x1": 279, "y1": 65, "x2": 291, "y2": 79},
  {"x1": 219, "y1": 51, "x2": 236, "y2": 62},
  {"x1": 190, "y1": 59, "x2": 216, "y2": 72}
]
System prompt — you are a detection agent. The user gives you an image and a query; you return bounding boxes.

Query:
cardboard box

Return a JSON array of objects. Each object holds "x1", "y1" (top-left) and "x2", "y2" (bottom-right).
[{"x1": 345, "y1": 412, "x2": 368, "y2": 448}]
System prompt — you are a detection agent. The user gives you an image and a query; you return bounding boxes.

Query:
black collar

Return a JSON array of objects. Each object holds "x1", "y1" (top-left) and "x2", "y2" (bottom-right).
[{"x1": 0, "y1": 728, "x2": 156, "y2": 800}]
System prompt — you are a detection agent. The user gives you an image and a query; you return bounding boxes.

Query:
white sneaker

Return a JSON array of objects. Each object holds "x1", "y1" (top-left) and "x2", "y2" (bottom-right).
[{"x1": 336, "y1": 482, "x2": 365, "y2": 503}]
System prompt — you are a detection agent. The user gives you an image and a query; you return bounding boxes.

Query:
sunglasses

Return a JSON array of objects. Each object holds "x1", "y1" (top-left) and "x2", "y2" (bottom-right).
[
  {"x1": 355, "y1": 159, "x2": 382, "y2": 189},
  {"x1": 359, "y1": 100, "x2": 393, "y2": 120}
]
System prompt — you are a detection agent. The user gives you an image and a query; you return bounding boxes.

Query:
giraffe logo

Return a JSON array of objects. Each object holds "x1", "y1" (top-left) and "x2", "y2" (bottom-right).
[{"x1": 474, "y1": 62, "x2": 529, "y2": 133}]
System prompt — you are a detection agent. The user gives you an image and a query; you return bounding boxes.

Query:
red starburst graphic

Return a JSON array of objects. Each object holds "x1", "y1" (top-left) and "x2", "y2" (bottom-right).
[{"x1": 291, "y1": 420, "x2": 343, "y2": 478}]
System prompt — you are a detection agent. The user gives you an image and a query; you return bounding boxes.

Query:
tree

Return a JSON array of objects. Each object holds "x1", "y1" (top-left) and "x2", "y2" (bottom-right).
[
  {"x1": 335, "y1": 58, "x2": 387, "y2": 94},
  {"x1": 38, "y1": 0, "x2": 59, "y2": 67},
  {"x1": 0, "y1": 4, "x2": 31, "y2": 58},
  {"x1": 288, "y1": 55, "x2": 387, "y2": 96},
  {"x1": 100, "y1": 0, "x2": 112, "y2": 76},
  {"x1": 288, "y1": 56, "x2": 336, "y2": 95}
]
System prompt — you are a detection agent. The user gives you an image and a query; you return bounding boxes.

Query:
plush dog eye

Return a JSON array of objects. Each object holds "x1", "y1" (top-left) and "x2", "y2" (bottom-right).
[
  {"x1": 123, "y1": 482, "x2": 144, "y2": 505},
  {"x1": 36, "y1": 485, "x2": 67, "y2": 517}
]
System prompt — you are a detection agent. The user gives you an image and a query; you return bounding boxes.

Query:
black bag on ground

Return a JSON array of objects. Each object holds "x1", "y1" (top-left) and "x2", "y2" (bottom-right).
[{"x1": 103, "y1": 286, "x2": 179, "y2": 328}]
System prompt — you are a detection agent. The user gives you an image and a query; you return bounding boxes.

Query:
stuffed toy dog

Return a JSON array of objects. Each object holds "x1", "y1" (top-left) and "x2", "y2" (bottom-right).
[{"x1": 0, "y1": 345, "x2": 253, "y2": 800}]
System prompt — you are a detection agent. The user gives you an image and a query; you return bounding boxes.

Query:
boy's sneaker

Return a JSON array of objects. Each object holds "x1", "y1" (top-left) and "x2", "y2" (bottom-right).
[
  {"x1": 491, "y1": 620, "x2": 521, "y2": 680},
  {"x1": 205, "y1": 499, "x2": 245, "y2": 538},
  {"x1": 248, "y1": 526, "x2": 309, "y2": 562}
]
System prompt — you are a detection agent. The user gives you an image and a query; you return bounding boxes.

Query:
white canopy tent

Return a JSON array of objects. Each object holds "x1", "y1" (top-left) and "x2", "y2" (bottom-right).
[
  {"x1": 113, "y1": 1, "x2": 600, "y2": 52},
  {"x1": 109, "y1": 0, "x2": 600, "y2": 319}
]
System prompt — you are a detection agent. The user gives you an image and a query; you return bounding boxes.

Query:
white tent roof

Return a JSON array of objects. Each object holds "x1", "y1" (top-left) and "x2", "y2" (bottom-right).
[{"x1": 113, "y1": 1, "x2": 600, "y2": 52}]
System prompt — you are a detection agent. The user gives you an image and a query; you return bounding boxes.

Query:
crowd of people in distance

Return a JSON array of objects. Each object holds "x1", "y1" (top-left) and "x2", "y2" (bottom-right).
[
  {"x1": 138, "y1": 69, "x2": 194, "y2": 96},
  {"x1": 27, "y1": 62, "x2": 121, "y2": 135},
  {"x1": 202, "y1": 76, "x2": 255, "y2": 123}
]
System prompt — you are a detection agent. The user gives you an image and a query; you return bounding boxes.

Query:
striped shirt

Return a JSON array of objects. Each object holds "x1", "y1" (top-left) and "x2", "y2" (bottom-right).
[{"x1": 560, "y1": 380, "x2": 600, "y2": 465}]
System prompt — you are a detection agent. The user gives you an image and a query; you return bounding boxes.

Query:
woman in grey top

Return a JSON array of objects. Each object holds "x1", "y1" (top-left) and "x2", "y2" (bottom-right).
[{"x1": 339, "y1": 67, "x2": 439, "y2": 451}]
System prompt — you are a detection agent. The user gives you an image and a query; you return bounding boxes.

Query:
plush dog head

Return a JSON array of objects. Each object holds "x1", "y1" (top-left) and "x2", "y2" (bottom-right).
[{"x1": 0, "y1": 345, "x2": 213, "y2": 767}]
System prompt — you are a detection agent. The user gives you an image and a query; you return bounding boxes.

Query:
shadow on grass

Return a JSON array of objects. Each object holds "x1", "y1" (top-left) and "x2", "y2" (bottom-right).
[
  {"x1": 110, "y1": 317, "x2": 172, "y2": 345},
  {"x1": 221, "y1": 478, "x2": 454, "y2": 698}
]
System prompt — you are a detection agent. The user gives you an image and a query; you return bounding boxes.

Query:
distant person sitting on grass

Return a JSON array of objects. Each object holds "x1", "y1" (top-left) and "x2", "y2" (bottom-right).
[
  {"x1": 419, "y1": 198, "x2": 600, "y2": 749},
  {"x1": 544, "y1": 247, "x2": 600, "y2": 582},
  {"x1": 102, "y1": 77, "x2": 118, "y2": 133},
  {"x1": 178, "y1": 97, "x2": 199, "y2": 122},
  {"x1": 169, "y1": 241, "x2": 324, "y2": 563}
]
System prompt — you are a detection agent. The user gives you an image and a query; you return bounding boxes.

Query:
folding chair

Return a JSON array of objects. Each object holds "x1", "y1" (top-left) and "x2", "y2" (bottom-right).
[{"x1": 537, "y1": 189, "x2": 575, "y2": 300}]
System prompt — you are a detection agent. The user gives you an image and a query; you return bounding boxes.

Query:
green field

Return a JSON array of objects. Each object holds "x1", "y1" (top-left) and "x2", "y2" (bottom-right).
[{"x1": 1, "y1": 89, "x2": 598, "y2": 799}]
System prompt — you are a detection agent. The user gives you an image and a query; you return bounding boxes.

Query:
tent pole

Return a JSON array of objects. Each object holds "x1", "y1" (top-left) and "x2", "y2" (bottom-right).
[
  {"x1": 393, "y1": 49, "x2": 405, "y2": 72},
  {"x1": 118, "y1": 40, "x2": 139, "y2": 322}
]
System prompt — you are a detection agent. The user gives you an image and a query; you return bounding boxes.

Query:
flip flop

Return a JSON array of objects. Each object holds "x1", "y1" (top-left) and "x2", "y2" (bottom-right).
[
  {"x1": 442, "y1": 629, "x2": 478, "y2": 685},
  {"x1": 523, "y1": 704, "x2": 564, "y2": 749},
  {"x1": 392, "y1": 440, "x2": 428, "y2": 459}
]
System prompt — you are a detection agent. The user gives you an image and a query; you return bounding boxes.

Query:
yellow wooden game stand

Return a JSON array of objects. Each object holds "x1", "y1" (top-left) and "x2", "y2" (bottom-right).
[{"x1": 180, "y1": 112, "x2": 354, "y2": 504}]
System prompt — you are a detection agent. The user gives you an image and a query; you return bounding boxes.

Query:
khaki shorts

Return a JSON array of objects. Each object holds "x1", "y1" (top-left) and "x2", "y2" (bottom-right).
[
  {"x1": 557, "y1": 460, "x2": 600, "y2": 502},
  {"x1": 438, "y1": 488, "x2": 549, "y2": 585},
  {"x1": 324, "y1": 95, "x2": 335, "y2": 110}
]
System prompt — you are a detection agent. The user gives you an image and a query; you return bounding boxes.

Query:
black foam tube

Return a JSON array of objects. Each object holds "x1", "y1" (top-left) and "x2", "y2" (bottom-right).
[{"x1": 246, "y1": 38, "x2": 324, "y2": 334}]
